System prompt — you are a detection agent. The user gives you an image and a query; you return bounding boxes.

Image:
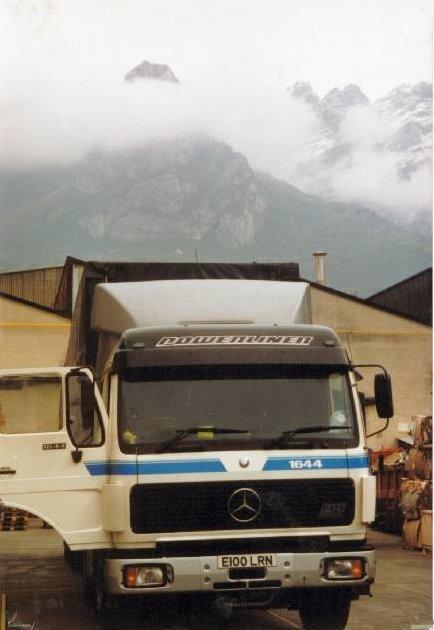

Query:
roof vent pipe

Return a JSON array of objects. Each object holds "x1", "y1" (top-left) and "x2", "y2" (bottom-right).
[{"x1": 313, "y1": 251, "x2": 327, "y2": 285}]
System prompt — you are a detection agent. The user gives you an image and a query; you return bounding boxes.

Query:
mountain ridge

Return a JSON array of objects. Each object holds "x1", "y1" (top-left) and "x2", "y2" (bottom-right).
[
  {"x1": 1, "y1": 136, "x2": 430, "y2": 296},
  {"x1": 287, "y1": 80, "x2": 432, "y2": 218}
]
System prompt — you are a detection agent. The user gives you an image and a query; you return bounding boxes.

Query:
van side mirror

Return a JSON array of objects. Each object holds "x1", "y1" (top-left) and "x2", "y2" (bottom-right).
[
  {"x1": 374, "y1": 373, "x2": 394, "y2": 418},
  {"x1": 78, "y1": 375, "x2": 95, "y2": 430},
  {"x1": 66, "y1": 371, "x2": 104, "y2": 453}
]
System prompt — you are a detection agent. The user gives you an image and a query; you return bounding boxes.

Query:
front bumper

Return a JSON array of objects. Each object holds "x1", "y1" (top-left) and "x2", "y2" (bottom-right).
[{"x1": 105, "y1": 549, "x2": 375, "y2": 596}]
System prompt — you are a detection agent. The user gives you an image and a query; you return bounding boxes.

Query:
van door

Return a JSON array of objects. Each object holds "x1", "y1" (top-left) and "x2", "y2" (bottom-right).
[{"x1": 0, "y1": 367, "x2": 112, "y2": 549}]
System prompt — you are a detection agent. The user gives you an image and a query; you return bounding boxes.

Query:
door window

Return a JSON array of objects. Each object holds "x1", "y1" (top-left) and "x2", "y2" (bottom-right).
[{"x1": 0, "y1": 375, "x2": 62, "y2": 434}]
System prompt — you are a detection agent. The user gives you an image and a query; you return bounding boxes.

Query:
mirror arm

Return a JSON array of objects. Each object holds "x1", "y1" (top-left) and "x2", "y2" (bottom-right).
[
  {"x1": 351, "y1": 362, "x2": 388, "y2": 375},
  {"x1": 352, "y1": 363, "x2": 393, "y2": 435},
  {"x1": 364, "y1": 396, "x2": 376, "y2": 406},
  {"x1": 366, "y1": 417, "x2": 390, "y2": 439}
]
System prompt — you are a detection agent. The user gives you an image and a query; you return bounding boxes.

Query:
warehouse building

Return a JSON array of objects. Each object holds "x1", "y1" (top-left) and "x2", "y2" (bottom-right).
[
  {"x1": 367, "y1": 267, "x2": 432, "y2": 326},
  {"x1": 0, "y1": 265, "x2": 70, "y2": 368}
]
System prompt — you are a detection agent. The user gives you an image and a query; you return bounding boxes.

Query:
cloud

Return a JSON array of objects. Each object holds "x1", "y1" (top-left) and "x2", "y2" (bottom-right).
[
  {"x1": 1, "y1": 60, "x2": 320, "y2": 172},
  {"x1": 339, "y1": 104, "x2": 393, "y2": 146},
  {"x1": 1, "y1": 1, "x2": 431, "y2": 218},
  {"x1": 326, "y1": 104, "x2": 431, "y2": 216},
  {"x1": 329, "y1": 151, "x2": 432, "y2": 216}
]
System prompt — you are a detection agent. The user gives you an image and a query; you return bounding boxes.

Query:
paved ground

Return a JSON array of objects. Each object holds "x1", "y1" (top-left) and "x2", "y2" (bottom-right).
[{"x1": 0, "y1": 523, "x2": 432, "y2": 630}]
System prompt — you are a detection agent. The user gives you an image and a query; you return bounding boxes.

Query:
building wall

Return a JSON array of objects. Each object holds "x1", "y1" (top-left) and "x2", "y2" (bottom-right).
[
  {"x1": 0, "y1": 296, "x2": 70, "y2": 368},
  {"x1": 310, "y1": 286, "x2": 432, "y2": 449}
]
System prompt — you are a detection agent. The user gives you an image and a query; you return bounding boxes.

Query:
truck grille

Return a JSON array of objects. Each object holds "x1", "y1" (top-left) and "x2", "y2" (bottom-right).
[{"x1": 130, "y1": 479, "x2": 354, "y2": 534}]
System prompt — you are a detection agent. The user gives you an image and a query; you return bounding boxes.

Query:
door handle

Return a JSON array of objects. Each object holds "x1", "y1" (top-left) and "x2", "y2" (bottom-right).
[{"x1": 0, "y1": 467, "x2": 16, "y2": 475}]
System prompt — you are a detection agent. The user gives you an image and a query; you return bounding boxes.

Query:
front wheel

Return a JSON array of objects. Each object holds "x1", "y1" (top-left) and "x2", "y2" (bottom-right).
[
  {"x1": 298, "y1": 591, "x2": 351, "y2": 630},
  {"x1": 82, "y1": 551, "x2": 120, "y2": 628}
]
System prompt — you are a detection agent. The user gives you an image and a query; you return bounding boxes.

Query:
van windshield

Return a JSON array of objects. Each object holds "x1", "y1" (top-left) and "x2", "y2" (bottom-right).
[{"x1": 118, "y1": 364, "x2": 358, "y2": 452}]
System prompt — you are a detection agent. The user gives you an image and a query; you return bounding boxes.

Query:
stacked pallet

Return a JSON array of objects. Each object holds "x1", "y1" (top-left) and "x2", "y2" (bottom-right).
[
  {"x1": 373, "y1": 449, "x2": 405, "y2": 533},
  {"x1": 400, "y1": 415, "x2": 432, "y2": 551},
  {"x1": 0, "y1": 508, "x2": 29, "y2": 531}
]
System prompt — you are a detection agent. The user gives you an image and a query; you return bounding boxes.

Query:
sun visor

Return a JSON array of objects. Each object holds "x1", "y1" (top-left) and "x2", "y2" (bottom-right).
[{"x1": 90, "y1": 280, "x2": 312, "y2": 334}]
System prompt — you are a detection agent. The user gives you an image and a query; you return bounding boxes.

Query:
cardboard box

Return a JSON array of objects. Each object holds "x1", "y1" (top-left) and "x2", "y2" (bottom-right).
[
  {"x1": 420, "y1": 510, "x2": 432, "y2": 550},
  {"x1": 402, "y1": 518, "x2": 422, "y2": 549}
]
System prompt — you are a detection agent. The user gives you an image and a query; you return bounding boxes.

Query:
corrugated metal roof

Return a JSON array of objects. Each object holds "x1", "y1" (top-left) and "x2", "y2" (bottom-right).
[
  {"x1": 0, "y1": 266, "x2": 64, "y2": 311},
  {"x1": 367, "y1": 268, "x2": 432, "y2": 325}
]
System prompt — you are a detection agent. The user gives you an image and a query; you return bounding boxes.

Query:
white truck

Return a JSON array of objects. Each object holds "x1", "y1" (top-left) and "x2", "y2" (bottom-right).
[{"x1": 0, "y1": 275, "x2": 393, "y2": 630}]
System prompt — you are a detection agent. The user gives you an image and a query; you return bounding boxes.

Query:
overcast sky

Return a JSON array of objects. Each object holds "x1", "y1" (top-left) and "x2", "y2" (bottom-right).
[
  {"x1": 1, "y1": 0, "x2": 432, "y2": 215},
  {"x1": 2, "y1": 0, "x2": 432, "y2": 99}
]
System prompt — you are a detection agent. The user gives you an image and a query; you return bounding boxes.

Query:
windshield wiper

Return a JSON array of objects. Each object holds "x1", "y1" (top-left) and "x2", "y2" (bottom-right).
[
  {"x1": 156, "y1": 426, "x2": 251, "y2": 453},
  {"x1": 271, "y1": 425, "x2": 351, "y2": 447}
]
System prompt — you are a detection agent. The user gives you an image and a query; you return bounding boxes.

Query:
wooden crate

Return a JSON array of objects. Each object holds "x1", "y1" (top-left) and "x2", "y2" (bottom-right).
[{"x1": 375, "y1": 465, "x2": 405, "y2": 532}]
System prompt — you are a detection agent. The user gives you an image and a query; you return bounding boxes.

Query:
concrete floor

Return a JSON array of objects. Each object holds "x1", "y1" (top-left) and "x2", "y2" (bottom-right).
[{"x1": 0, "y1": 524, "x2": 432, "y2": 630}]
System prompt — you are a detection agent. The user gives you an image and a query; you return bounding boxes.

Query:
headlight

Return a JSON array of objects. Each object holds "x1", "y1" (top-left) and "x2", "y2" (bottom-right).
[
  {"x1": 124, "y1": 565, "x2": 166, "y2": 588},
  {"x1": 323, "y1": 558, "x2": 365, "y2": 580}
]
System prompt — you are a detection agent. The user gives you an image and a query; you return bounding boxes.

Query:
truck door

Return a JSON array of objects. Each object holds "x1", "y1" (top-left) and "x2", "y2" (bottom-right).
[{"x1": 0, "y1": 367, "x2": 112, "y2": 549}]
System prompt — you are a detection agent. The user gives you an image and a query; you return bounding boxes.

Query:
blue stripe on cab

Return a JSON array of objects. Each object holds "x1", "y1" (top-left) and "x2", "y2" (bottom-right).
[
  {"x1": 85, "y1": 462, "x2": 110, "y2": 476},
  {"x1": 85, "y1": 455, "x2": 368, "y2": 476},
  {"x1": 85, "y1": 459, "x2": 226, "y2": 476},
  {"x1": 137, "y1": 460, "x2": 226, "y2": 474},
  {"x1": 347, "y1": 455, "x2": 369, "y2": 468}
]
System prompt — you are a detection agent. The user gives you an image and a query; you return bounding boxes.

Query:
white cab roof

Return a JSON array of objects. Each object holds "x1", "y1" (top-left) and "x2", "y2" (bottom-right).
[{"x1": 91, "y1": 280, "x2": 311, "y2": 334}]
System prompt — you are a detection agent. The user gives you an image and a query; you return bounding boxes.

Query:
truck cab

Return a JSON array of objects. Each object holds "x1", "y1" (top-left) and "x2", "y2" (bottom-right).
[{"x1": 0, "y1": 279, "x2": 393, "y2": 629}]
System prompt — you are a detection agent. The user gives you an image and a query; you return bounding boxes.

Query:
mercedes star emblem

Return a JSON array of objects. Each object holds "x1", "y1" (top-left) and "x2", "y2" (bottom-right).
[{"x1": 227, "y1": 488, "x2": 261, "y2": 523}]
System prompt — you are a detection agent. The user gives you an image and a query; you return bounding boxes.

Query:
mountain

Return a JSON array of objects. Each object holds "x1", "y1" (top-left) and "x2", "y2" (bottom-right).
[
  {"x1": 288, "y1": 81, "x2": 432, "y2": 222},
  {"x1": 1, "y1": 137, "x2": 430, "y2": 296},
  {"x1": 375, "y1": 82, "x2": 432, "y2": 178},
  {"x1": 124, "y1": 60, "x2": 179, "y2": 84},
  {"x1": 289, "y1": 82, "x2": 370, "y2": 133}
]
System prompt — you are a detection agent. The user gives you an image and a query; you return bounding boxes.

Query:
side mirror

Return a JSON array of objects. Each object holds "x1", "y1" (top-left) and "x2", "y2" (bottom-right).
[
  {"x1": 374, "y1": 373, "x2": 394, "y2": 419},
  {"x1": 78, "y1": 375, "x2": 95, "y2": 430}
]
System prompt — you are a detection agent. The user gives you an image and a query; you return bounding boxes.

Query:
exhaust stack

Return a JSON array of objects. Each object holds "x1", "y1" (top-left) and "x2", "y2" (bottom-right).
[{"x1": 313, "y1": 251, "x2": 327, "y2": 285}]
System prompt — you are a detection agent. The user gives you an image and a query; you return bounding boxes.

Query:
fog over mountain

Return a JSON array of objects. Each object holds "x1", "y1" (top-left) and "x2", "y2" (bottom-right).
[
  {"x1": 1, "y1": 58, "x2": 432, "y2": 294},
  {"x1": 3, "y1": 55, "x2": 431, "y2": 219}
]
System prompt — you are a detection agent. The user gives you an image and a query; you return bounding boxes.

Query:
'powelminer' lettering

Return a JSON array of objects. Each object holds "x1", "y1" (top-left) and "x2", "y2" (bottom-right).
[{"x1": 156, "y1": 335, "x2": 314, "y2": 347}]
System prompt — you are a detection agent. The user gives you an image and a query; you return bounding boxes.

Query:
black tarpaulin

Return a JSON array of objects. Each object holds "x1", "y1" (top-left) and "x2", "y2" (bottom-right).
[{"x1": 62, "y1": 257, "x2": 299, "y2": 367}]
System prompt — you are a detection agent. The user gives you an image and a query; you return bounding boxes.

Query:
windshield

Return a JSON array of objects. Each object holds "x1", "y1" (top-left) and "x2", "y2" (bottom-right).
[{"x1": 118, "y1": 364, "x2": 358, "y2": 452}]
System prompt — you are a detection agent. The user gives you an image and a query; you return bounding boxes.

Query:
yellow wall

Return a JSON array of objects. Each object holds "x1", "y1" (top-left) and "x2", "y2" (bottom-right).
[
  {"x1": 310, "y1": 286, "x2": 432, "y2": 449},
  {"x1": 0, "y1": 296, "x2": 70, "y2": 368}
]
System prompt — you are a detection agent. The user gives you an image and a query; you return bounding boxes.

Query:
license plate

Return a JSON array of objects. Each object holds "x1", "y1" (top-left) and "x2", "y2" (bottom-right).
[{"x1": 217, "y1": 554, "x2": 277, "y2": 569}]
